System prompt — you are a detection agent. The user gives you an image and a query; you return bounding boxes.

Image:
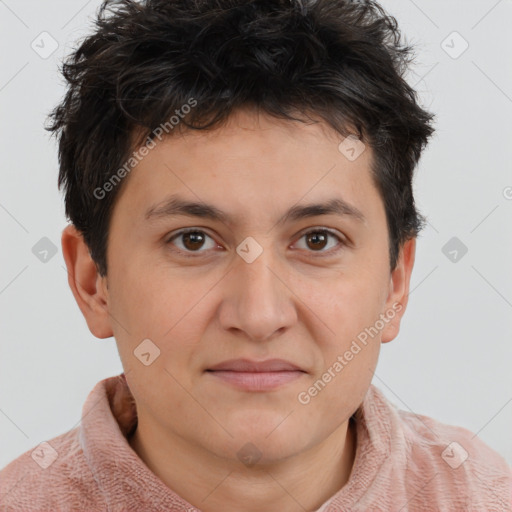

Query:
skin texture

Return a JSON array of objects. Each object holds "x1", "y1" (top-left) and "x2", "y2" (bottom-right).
[{"x1": 62, "y1": 108, "x2": 416, "y2": 512}]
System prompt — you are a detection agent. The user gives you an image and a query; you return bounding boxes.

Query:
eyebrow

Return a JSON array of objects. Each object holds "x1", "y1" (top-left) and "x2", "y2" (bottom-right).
[{"x1": 144, "y1": 194, "x2": 366, "y2": 226}]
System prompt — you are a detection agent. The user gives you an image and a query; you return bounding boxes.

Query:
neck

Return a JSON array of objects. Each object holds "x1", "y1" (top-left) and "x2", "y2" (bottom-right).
[{"x1": 129, "y1": 415, "x2": 357, "y2": 512}]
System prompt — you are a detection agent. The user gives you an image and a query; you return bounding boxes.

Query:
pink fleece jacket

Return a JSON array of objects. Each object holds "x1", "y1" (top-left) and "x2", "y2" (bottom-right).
[{"x1": 1, "y1": 373, "x2": 510, "y2": 511}]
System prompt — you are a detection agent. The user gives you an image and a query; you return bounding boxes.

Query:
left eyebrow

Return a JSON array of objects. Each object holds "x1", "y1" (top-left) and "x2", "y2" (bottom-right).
[
  {"x1": 280, "y1": 198, "x2": 366, "y2": 225},
  {"x1": 144, "y1": 194, "x2": 367, "y2": 226}
]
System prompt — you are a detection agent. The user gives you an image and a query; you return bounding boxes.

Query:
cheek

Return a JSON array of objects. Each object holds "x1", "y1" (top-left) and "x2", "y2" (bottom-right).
[
  {"x1": 108, "y1": 259, "x2": 221, "y2": 374},
  {"x1": 107, "y1": 252, "x2": 190, "y2": 333},
  {"x1": 311, "y1": 270, "x2": 388, "y2": 343},
  {"x1": 304, "y1": 277, "x2": 384, "y2": 408}
]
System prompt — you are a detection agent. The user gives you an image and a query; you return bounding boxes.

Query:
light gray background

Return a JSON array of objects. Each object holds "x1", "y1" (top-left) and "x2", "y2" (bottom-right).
[{"x1": 1, "y1": 0, "x2": 511, "y2": 470}]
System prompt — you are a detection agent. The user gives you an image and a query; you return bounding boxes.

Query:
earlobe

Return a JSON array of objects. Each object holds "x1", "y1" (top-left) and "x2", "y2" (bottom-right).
[
  {"x1": 380, "y1": 238, "x2": 416, "y2": 344},
  {"x1": 61, "y1": 224, "x2": 113, "y2": 339}
]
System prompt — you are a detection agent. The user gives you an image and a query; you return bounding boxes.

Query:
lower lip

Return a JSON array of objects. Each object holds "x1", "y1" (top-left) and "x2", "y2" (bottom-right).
[{"x1": 206, "y1": 370, "x2": 304, "y2": 391}]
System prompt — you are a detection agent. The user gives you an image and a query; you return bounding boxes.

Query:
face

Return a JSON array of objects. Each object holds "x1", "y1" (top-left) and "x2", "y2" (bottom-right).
[{"x1": 65, "y1": 108, "x2": 414, "y2": 464}]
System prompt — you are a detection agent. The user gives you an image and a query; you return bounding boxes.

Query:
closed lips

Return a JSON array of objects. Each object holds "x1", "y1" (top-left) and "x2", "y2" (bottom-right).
[{"x1": 206, "y1": 359, "x2": 306, "y2": 372}]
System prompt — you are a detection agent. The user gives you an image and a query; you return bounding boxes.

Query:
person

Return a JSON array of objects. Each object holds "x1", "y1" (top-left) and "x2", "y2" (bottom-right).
[{"x1": 1, "y1": 0, "x2": 510, "y2": 510}]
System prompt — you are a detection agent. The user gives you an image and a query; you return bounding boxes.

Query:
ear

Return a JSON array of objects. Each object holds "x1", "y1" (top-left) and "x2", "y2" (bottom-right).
[
  {"x1": 380, "y1": 237, "x2": 416, "y2": 344},
  {"x1": 61, "y1": 224, "x2": 113, "y2": 339}
]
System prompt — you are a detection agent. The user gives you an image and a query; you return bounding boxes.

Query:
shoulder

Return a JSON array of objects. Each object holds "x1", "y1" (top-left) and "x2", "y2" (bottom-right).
[
  {"x1": 360, "y1": 386, "x2": 512, "y2": 510},
  {"x1": 0, "y1": 427, "x2": 103, "y2": 511},
  {"x1": 386, "y1": 392, "x2": 511, "y2": 509}
]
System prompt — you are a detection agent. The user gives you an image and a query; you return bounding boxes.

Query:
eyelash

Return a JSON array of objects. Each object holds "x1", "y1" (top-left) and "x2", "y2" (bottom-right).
[{"x1": 165, "y1": 227, "x2": 346, "y2": 258}]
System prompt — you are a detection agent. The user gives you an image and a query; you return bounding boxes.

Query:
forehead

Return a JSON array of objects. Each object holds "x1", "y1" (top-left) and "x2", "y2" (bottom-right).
[
  {"x1": 113, "y1": 109, "x2": 382, "y2": 229},
  {"x1": 154, "y1": 108, "x2": 359, "y2": 160}
]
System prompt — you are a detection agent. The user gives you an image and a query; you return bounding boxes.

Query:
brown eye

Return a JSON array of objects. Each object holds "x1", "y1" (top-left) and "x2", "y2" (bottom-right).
[
  {"x1": 182, "y1": 231, "x2": 206, "y2": 251},
  {"x1": 167, "y1": 229, "x2": 218, "y2": 254},
  {"x1": 306, "y1": 231, "x2": 329, "y2": 251},
  {"x1": 294, "y1": 229, "x2": 345, "y2": 255}
]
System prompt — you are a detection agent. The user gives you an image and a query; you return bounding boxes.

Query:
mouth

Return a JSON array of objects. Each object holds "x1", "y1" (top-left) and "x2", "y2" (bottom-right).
[{"x1": 205, "y1": 358, "x2": 306, "y2": 391}]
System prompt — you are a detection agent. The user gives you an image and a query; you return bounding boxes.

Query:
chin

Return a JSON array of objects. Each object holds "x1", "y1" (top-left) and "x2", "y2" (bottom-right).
[{"x1": 230, "y1": 426, "x2": 307, "y2": 462}]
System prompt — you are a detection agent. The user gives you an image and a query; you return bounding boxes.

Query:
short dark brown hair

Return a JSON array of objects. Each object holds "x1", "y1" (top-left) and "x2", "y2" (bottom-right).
[{"x1": 47, "y1": 0, "x2": 435, "y2": 276}]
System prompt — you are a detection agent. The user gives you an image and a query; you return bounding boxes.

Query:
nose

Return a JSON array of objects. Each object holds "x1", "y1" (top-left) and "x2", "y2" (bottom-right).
[{"x1": 218, "y1": 245, "x2": 298, "y2": 343}]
